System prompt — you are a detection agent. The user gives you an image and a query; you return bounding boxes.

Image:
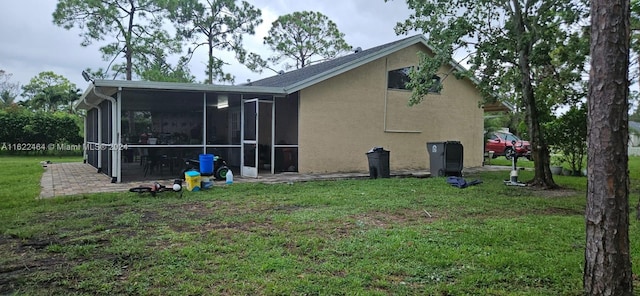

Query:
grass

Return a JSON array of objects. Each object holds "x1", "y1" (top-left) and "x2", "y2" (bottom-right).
[
  {"x1": 0, "y1": 155, "x2": 82, "y2": 208},
  {"x1": 486, "y1": 156, "x2": 535, "y2": 168},
  {"x1": 1, "y1": 155, "x2": 640, "y2": 295}
]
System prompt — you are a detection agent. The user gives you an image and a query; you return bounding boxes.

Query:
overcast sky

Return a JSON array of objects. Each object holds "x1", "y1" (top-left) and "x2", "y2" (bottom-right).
[{"x1": 0, "y1": 0, "x2": 417, "y2": 97}]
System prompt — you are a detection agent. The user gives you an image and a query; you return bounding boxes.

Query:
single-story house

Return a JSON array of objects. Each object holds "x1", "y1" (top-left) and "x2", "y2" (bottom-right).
[{"x1": 77, "y1": 34, "x2": 487, "y2": 183}]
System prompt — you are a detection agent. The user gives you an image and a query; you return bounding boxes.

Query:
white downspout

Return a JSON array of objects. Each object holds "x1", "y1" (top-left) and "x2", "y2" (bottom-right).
[
  {"x1": 92, "y1": 86, "x2": 118, "y2": 183},
  {"x1": 83, "y1": 93, "x2": 102, "y2": 172},
  {"x1": 83, "y1": 112, "x2": 87, "y2": 163}
]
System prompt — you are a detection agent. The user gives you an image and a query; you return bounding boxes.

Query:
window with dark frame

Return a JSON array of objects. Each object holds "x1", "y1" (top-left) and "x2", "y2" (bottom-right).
[
  {"x1": 428, "y1": 75, "x2": 442, "y2": 94},
  {"x1": 387, "y1": 66, "x2": 442, "y2": 93},
  {"x1": 387, "y1": 67, "x2": 412, "y2": 90}
]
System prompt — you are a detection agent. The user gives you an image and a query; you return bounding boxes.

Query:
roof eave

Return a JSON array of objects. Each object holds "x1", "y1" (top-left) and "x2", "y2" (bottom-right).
[
  {"x1": 92, "y1": 80, "x2": 287, "y2": 95},
  {"x1": 284, "y1": 35, "x2": 427, "y2": 93},
  {"x1": 76, "y1": 80, "x2": 288, "y2": 110},
  {"x1": 75, "y1": 83, "x2": 98, "y2": 110},
  {"x1": 282, "y1": 34, "x2": 481, "y2": 93},
  {"x1": 483, "y1": 101, "x2": 514, "y2": 113}
]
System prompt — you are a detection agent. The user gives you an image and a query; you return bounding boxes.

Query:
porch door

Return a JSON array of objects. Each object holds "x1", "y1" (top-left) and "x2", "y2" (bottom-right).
[
  {"x1": 242, "y1": 99, "x2": 274, "y2": 178},
  {"x1": 242, "y1": 99, "x2": 258, "y2": 177}
]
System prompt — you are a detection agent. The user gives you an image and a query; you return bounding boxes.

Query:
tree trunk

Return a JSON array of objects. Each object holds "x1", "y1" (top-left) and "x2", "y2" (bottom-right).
[
  {"x1": 521, "y1": 66, "x2": 557, "y2": 188},
  {"x1": 584, "y1": 0, "x2": 632, "y2": 295},
  {"x1": 207, "y1": 35, "x2": 214, "y2": 84},
  {"x1": 126, "y1": 3, "x2": 135, "y2": 81},
  {"x1": 512, "y1": 0, "x2": 557, "y2": 188}
]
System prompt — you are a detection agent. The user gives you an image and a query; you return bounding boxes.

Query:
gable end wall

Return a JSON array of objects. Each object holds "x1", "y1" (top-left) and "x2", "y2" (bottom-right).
[{"x1": 297, "y1": 44, "x2": 484, "y2": 174}]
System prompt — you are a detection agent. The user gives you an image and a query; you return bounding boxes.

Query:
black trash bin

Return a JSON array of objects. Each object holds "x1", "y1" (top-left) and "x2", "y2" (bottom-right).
[
  {"x1": 366, "y1": 147, "x2": 390, "y2": 179},
  {"x1": 427, "y1": 141, "x2": 463, "y2": 177}
]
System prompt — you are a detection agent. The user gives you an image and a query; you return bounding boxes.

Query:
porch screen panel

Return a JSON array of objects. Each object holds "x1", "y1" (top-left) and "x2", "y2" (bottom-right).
[
  {"x1": 274, "y1": 95, "x2": 298, "y2": 145},
  {"x1": 244, "y1": 100, "x2": 256, "y2": 141},
  {"x1": 86, "y1": 108, "x2": 98, "y2": 167},
  {"x1": 120, "y1": 89, "x2": 204, "y2": 145},
  {"x1": 209, "y1": 147, "x2": 241, "y2": 170},
  {"x1": 274, "y1": 95, "x2": 299, "y2": 172},
  {"x1": 274, "y1": 147, "x2": 298, "y2": 172},
  {"x1": 87, "y1": 149, "x2": 98, "y2": 168},
  {"x1": 99, "y1": 100, "x2": 112, "y2": 176},
  {"x1": 86, "y1": 108, "x2": 97, "y2": 143},
  {"x1": 99, "y1": 100, "x2": 112, "y2": 144},
  {"x1": 206, "y1": 93, "x2": 242, "y2": 145}
]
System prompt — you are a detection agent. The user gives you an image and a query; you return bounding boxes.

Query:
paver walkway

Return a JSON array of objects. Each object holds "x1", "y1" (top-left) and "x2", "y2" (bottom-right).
[
  {"x1": 39, "y1": 163, "x2": 134, "y2": 198},
  {"x1": 39, "y1": 162, "x2": 509, "y2": 198}
]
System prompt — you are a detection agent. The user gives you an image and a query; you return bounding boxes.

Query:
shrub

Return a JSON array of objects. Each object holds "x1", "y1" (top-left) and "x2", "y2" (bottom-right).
[
  {"x1": 0, "y1": 107, "x2": 83, "y2": 155},
  {"x1": 546, "y1": 105, "x2": 587, "y2": 173}
]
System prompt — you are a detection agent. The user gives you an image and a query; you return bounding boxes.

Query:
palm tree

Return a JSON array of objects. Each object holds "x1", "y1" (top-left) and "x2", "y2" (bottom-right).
[{"x1": 0, "y1": 90, "x2": 16, "y2": 108}]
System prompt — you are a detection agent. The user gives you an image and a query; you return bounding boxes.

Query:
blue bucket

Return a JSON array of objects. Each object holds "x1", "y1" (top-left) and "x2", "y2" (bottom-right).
[{"x1": 199, "y1": 154, "x2": 214, "y2": 175}]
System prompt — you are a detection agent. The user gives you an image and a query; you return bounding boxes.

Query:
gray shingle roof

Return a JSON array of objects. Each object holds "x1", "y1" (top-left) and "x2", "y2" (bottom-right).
[{"x1": 246, "y1": 34, "x2": 426, "y2": 91}]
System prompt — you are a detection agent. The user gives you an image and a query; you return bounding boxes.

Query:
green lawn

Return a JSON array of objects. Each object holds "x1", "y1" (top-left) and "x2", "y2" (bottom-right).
[
  {"x1": 486, "y1": 156, "x2": 535, "y2": 168},
  {"x1": 2, "y1": 155, "x2": 640, "y2": 295}
]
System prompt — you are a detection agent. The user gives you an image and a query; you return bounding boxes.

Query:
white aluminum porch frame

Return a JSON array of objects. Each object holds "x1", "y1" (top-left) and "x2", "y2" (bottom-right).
[
  {"x1": 240, "y1": 97, "x2": 275, "y2": 178},
  {"x1": 79, "y1": 84, "x2": 286, "y2": 182},
  {"x1": 118, "y1": 92, "x2": 276, "y2": 181}
]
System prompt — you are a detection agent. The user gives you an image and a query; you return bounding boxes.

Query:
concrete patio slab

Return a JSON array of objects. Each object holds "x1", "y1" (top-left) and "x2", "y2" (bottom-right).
[{"x1": 39, "y1": 162, "x2": 509, "y2": 198}]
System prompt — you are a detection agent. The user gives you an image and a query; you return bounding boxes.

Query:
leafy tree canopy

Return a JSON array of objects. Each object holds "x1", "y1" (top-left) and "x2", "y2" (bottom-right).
[
  {"x1": 631, "y1": 0, "x2": 640, "y2": 78},
  {"x1": 391, "y1": 0, "x2": 589, "y2": 188},
  {"x1": 82, "y1": 68, "x2": 109, "y2": 80},
  {"x1": 136, "y1": 49, "x2": 195, "y2": 83},
  {"x1": 165, "y1": 0, "x2": 262, "y2": 84},
  {"x1": 392, "y1": 0, "x2": 588, "y2": 107},
  {"x1": 0, "y1": 107, "x2": 83, "y2": 152},
  {"x1": 630, "y1": 0, "x2": 640, "y2": 112},
  {"x1": 262, "y1": 11, "x2": 351, "y2": 71},
  {"x1": 53, "y1": 0, "x2": 181, "y2": 80},
  {"x1": 0, "y1": 70, "x2": 20, "y2": 107},
  {"x1": 20, "y1": 71, "x2": 79, "y2": 113},
  {"x1": 546, "y1": 104, "x2": 587, "y2": 173}
]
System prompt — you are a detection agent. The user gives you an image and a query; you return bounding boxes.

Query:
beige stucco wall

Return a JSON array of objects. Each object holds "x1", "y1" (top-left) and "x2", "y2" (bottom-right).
[{"x1": 297, "y1": 44, "x2": 484, "y2": 174}]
